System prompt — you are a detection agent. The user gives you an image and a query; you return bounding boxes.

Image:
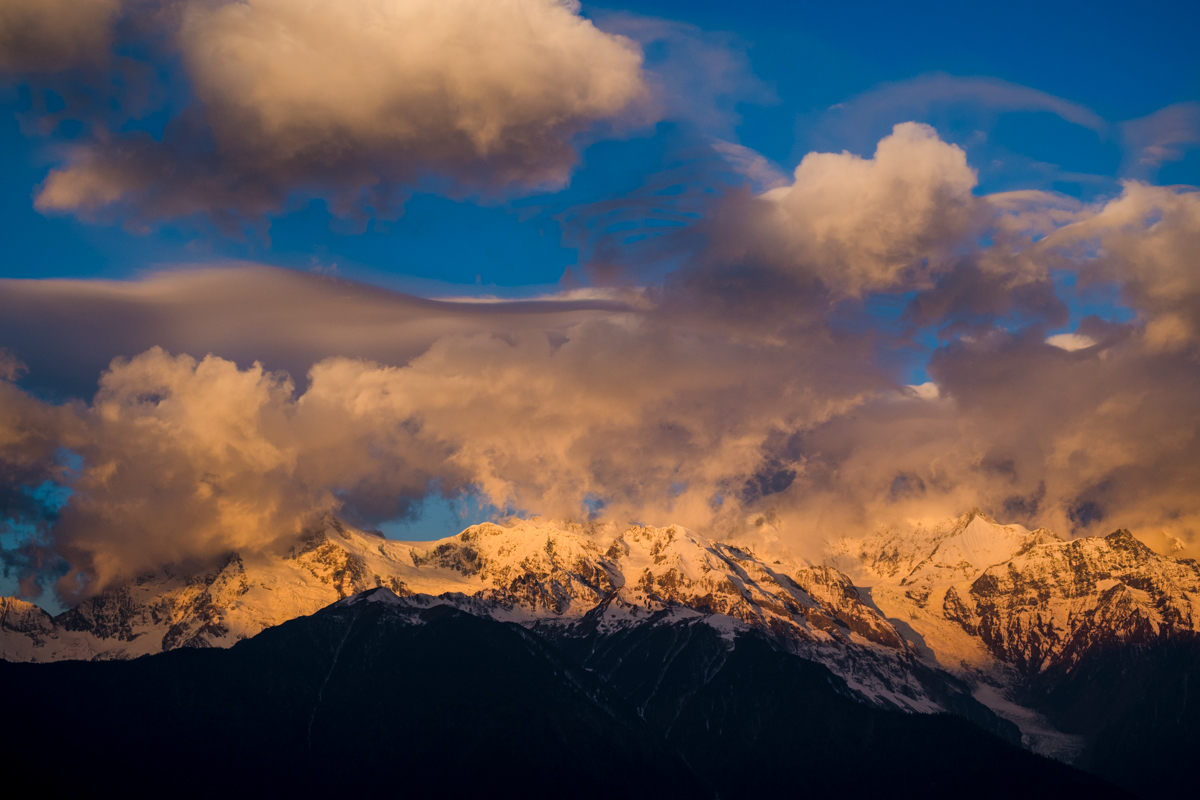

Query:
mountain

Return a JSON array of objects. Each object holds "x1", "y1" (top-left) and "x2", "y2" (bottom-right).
[
  {"x1": 0, "y1": 587, "x2": 1129, "y2": 799},
  {"x1": 0, "y1": 516, "x2": 1003, "y2": 730},
  {"x1": 832, "y1": 514, "x2": 1200, "y2": 676},
  {"x1": 828, "y1": 510, "x2": 1200, "y2": 794},
  {"x1": 827, "y1": 510, "x2": 1200, "y2": 687},
  {"x1": 4, "y1": 510, "x2": 1198, "y2": 795}
]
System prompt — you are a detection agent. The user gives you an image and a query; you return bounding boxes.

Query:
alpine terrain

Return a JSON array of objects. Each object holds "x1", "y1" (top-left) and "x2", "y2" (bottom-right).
[{"x1": 2, "y1": 511, "x2": 1194, "y2": 796}]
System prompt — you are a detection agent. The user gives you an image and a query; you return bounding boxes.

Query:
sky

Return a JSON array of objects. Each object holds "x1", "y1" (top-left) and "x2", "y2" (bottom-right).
[{"x1": 0, "y1": 0, "x2": 1198, "y2": 606}]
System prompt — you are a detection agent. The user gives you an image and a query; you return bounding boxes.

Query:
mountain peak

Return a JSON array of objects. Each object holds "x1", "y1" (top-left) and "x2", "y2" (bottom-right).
[
  {"x1": 1103, "y1": 528, "x2": 1151, "y2": 554},
  {"x1": 339, "y1": 586, "x2": 407, "y2": 607}
]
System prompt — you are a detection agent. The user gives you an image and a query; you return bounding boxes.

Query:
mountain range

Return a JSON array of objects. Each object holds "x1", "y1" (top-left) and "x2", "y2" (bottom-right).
[{"x1": 3, "y1": 511, "x2": 1196, "y2": 796}]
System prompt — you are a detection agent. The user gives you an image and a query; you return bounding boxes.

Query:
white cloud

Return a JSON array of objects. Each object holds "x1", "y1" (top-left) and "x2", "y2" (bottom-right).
[
  {"x1": 905, "y1": 382, "x2": 940, "y2": 400},
  {"x1": 1045, "y1": 333, "x2": 1096, "y2": 351},
  {"x1": 737, "y1": 122, "x2": 981, "y2": 295}
]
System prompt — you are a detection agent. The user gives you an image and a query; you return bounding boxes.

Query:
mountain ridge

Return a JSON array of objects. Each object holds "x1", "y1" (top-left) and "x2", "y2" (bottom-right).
[
  {"x1": 0, "y1": 584, "x2": 1133, "y2": 799},
  {"x1": 5, "y1": 509, "x2": 1200, "y2": 794}
]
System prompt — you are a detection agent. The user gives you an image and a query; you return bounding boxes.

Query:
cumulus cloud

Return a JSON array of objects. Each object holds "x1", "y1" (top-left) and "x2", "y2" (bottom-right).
[
  {"x1": 756, "y1": 322, "x2": 1200, "y2": 556},
  {"x1": 704, "y1": 123, "x2": 981, "y2": 296},
  {"x1": 0, "y1": 302, "x2": 884, "y2": 599},
  {"x1": 1036, "y1": 182, "x2": 1200, "y2": 349},
  {"x1": 748, "y1": 181, "x2": 1200, "y2": 553},
  {"x1": 29, "y1": 0, "x2": 649, "y2": 223}
]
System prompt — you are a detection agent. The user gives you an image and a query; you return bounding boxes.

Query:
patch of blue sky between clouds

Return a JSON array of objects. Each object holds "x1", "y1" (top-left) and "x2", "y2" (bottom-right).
[
  {"x1": 1048, "y1": 270, "x2": 1138, "y2": 335},
  {"x1": 377, "y1": 489, "x2": 502, "y2": 542}
]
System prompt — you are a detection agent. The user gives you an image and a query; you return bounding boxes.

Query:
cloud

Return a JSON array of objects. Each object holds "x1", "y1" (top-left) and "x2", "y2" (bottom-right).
[
  {"x1": 0, "y1": 0, "x2": 123, "y2": 74},
  {"x1": 28, "y1": 0, "x2": 650, "y2": 224},
  {"x1": 761, "y1": 324, "x2": 1200, "y2": 550},
  {"x1": 0, "y1": 347, "x2": 25, "y2": 382},
  {"x1": 710, "y1": 139, "x2": 789, "y2": 192},
  {"x1": 1037, "y1": 182, "x2": 1200, "y2": 349},
  {"x1": 590, "y1": 11, "x2": 776, "y2": 138},
  {"x1": 0, "y1": 301, "x2": 885, "y2": 599},
  {"x1": 0, "y1": 264, "x2": 641, "y2": 398},
  {"x1": 707, "y1": 123, "x2": 981, "y2": 296},
  {"x1": 810, "y1": 73, "x2": 1107, "y2": 154},
  {"x1": 1045, "y1": 332, "x2": 1096, "y2": 351},
  {"x1": 1120, "y1": 102, "x2": 1200, "y2": 179},
  {"x1": 6, "y1": 127, "x2": 1200, "y2": 602}
]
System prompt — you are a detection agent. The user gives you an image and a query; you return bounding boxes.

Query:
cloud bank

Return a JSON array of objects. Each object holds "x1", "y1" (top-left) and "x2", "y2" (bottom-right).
[
  {"x1": 1, "y1": 5, "x2": 1198, "y2": 606},
  {"x1": 744, "y1": 122, "x2": 981, "y2": 295},
  {"x1": 3, "y1": 147, "x2": 1200, "y2": 601}
]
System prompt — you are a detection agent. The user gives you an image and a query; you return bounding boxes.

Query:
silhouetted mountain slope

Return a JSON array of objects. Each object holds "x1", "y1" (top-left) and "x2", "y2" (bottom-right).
[
  {"x1": 1024, "y1": 635, "x2": 1200, "y2": 797},
  {"x1": 669, "y1": 635, "x2": 1124, "y2": 799},
  {"x1": 2, "y1": 592, "x2": 699, "y2": 797},
  {"x1": 0, "y1": 589, "x2": 1129, "y2": 799}
]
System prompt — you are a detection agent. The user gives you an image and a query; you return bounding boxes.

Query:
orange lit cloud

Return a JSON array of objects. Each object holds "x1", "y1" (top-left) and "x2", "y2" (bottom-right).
[
  {"x1": 746, "y1": 122, "x2": 982, "y2": 295},
  {"x1": 3, "y1": 129, "x2": 1200, "y2": 602},
  {"x1": 23, "y1": 0, "x2": 650, "y2": 223}
]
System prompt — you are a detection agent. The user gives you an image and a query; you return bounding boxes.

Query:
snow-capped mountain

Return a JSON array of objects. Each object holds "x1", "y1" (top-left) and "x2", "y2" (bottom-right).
[
  {"x1": 1, "y1": 515, "x2": 980, "y2": 716},
  {"x1": 828, "y1": 510, "x2": 1200, "y2": 679},
  {"x1": 1, "y1": 584, "x2": 1127, "y2": 800},
  {"x1": 826, "y1": 510, "x2": 1200, "y2": 763},
  {"x1": 5, "y1": 508, "x2": 1199, "y2": 781},
  {"x1": 6, "y1": 508, "x2": 1199, "y2": 794}
]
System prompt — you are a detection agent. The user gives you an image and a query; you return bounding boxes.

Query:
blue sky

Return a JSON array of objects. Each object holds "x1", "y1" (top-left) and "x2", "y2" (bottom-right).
[{"x1": 2, "y1": 0, "x2": 1196, "y2": 290}]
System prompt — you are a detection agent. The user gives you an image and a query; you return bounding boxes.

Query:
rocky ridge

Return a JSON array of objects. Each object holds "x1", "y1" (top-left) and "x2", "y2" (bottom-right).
[
  {"x1": 8, "y1": 509, "x2": 1199, "y2": 757},
  {"x1": 828, "y1": 511, "x2": 1200, "y2": 679},
  {"x1": 826, "y1": 510, "x2": 1200, "y2": 760},
  {"x1": 0, "y1": 584, "x2": 1131, "y2": 799},
  {"x1": 1, "y1": 515, "x2": 962, "y2": 713}
]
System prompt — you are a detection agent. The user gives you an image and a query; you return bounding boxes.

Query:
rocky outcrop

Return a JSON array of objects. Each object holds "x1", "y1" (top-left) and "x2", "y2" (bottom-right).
[
  {"x1": 827, "y1": 512, "x2": 1200, "y2": 679},
  {"x1": 961, "y1": 529, "x2": 1200, "y2": 674},
  {"x1": 0, "y1": 516, "x2": 948, "y2": 713},
  {"x1": 0, "y1": 596, "x2": 55, "y2": 641}
]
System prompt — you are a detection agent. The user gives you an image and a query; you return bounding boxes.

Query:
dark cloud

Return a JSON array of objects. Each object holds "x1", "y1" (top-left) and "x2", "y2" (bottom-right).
[
  {"x1": 0, "y1": 265, "x2": 644, "y2": 398},
  {"x1": 0, "y1": 0, "x2": 123, "y2": 74}
]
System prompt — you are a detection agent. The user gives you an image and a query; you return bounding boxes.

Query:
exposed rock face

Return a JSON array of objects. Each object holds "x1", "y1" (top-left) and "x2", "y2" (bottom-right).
[
  {"x1": 962, "y1": 529, "x2": 1200, "y2": 674},
  {"x1": 0, "y1": 516, "x2": 966, "y2": 715},
  {"x1": 0, "y1": 596, "x2": 55, "y2": 640},
  {"x1": 0, "y1": 521, "x2": 419, "y2": 662},
  {"x1": 827, "y1": 510, "x2": 1200, "y2": 762},
  {"x1": 828, "y1": 511, "x2": 1200, "y2": 679}
]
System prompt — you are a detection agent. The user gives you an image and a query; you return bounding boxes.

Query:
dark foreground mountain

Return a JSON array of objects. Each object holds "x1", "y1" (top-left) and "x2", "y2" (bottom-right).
[
  {"x1": 1, "y1": 589, "x2": 1128, "y2": 799},
  {"x1": 6, "y1": 513, "x2": 1198, "y2": 795},
  {"x1": 1023, "y1": 636, "x2": 1200, "y2": 797}
]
